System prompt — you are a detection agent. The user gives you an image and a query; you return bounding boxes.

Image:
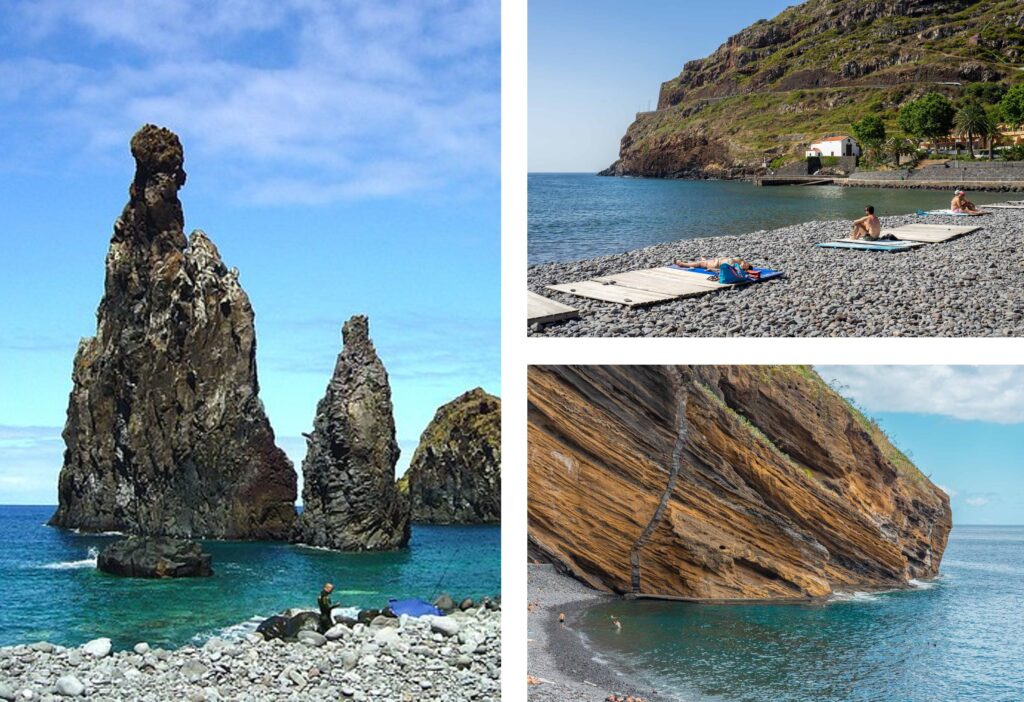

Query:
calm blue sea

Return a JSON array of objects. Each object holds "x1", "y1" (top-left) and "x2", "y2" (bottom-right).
[
  {"x1": 576, "y1": 525, "x2": 1024, "y2": 702},
  {"x1": 528, "y1": 174, "x2": 1009, "y2": 264},
  {"x1": 0, "y1": 505, "x2": 499, "y2": 651}
]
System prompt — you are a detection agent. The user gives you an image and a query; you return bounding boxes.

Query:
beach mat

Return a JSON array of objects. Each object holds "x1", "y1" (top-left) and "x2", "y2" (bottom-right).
[
  {"x1": 884, "y1": 223, "x2": 981, "y2": 243},
  {"x1": 916, "y1": 209, "x2": 989, "y2": 216},
  {"x1": 986, "y1": 204, "x2": 1024, "y2": 210},
  {"x1": 666, "y1": 264, "x2": 784, "y2": 282},
  {"x1": 387, "y1": 598, "x2": 443, "y2": 618},
  {"x1": 817, "y1": 240, "x2": 923, "y2": 252}
]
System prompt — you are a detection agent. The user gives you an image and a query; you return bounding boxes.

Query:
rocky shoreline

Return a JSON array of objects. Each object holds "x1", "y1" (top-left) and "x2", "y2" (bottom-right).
[
  {"x1": 0, "y1": 602, "x2": 500, "y2": 701},
  {"x1": 528, "y1": 203, "x2": 1024, "y2": 337},
  {"x1": 528, "y1": 564, "x2": 667, "y2": 702}
]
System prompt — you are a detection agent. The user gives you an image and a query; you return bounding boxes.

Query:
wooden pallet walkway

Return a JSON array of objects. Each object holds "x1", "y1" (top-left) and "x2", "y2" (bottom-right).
[{"x1": 527, "y1": 291, "x2": 579, "y2": 325}]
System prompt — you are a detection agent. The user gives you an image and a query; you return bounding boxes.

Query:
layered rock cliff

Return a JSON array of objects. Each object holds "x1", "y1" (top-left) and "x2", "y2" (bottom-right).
[
  {"x1": 403, "y1": 388, "x2": 501, "y2": 524},
  {"x1": 528, "y1": 366, "x2": 951, "y2": 600},
  {"x1": 296, "y1": 316, "x2": 410, "y2": 551},
  {"x1": 50, "y1": 125, "x2": 296, "y2": 539},
  {"x1": 602, "y1": 0, "x2": 1021, "y2": 177}
]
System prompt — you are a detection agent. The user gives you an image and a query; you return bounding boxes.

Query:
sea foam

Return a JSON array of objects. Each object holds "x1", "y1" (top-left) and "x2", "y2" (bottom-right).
[{"x1": 38, "y1": 547, "x2": 99, "y2": 570}]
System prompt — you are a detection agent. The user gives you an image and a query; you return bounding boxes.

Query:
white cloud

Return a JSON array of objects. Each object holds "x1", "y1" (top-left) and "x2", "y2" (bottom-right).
[
  {"x1": 817, "y1": 366, "x2": 1024, "y2": 424},
  {"x1": 0, "y1": 0, "x2": 498, "y2": 204},
  {"x1": 937, "y1": 485, "x2": 957, "y2": 497},
  {"x1": 965, "y1": 497, "x2": 990, "y2": 507}
]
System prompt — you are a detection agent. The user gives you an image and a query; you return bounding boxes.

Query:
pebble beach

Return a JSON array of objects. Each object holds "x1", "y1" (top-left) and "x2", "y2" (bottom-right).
[
  {"x1": 528, "y1": 564, "x2": 665, "y2": 702},
  {"x1": 0, "y1": 604, "x2": 500, "y2": 701},
  {"x1": 528, "y1": 203, "x2": 1024, "y2": 337}
]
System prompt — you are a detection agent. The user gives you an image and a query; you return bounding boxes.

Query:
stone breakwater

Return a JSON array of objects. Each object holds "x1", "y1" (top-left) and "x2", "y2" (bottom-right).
[
  {"x1": 0, "y1": 606, "x2": 500, "y2": 701},
  {"x1": 527, "y1": 204, "x2": 1024, "y2": 337}
]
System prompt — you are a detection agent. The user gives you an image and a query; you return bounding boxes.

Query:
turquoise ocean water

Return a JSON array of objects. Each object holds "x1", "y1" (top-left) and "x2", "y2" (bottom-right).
[
  {"x1": 576, "y1": 525, "x2": 1024, "y2": 702},
  {"x1": 528, "y1": 174, "x2": 1010, "y2": 265},
  {"x1": 0, "y1": 505, "x2": 499, "y2": 651}
]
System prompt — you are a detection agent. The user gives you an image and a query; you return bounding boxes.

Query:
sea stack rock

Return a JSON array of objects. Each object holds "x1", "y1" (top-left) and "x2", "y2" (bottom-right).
[
  {"x1": 403, "y1": 388, "x2": 501, "y2": 524},
  {"x1": 528, "y1": 366, "x2": 952, "y2": 600},
  {"x1": 97, "y1": 537, "x2": 213, "y2": 578},
  {"x1": 49, "y1": 125, "x2": 296, "y2": 539},
  {"x1": 296, "y1": 315, "x2": 410, "y2": 551}
]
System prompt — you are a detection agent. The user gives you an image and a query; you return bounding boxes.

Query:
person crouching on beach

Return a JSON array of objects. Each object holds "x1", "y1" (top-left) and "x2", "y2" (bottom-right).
[
  {"x1": 850, "y1": 206, "x2": 881, "y2": 240},
  {"x1": 318, "y1": 583, "x2": 336, "y2": 632},
  {"x1": 951, "y1": 190, "x2": 979, "y2": 214}
]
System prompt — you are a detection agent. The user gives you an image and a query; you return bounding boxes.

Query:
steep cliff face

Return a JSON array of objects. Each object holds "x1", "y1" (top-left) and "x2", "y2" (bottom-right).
[
  {"x1": 50, "y1": 125, "x2": 296, "y2": 540},
  {"x1": 528, "y1": 366, "x2": 951, "y2": 600},
  {"x1": 603, "y1": 0, "x2": 1021, "y2": 177},
  {"x1": 404, "y1": 388, "x2": 501, "y2": 524},
  {"x1": 296, "y1": 316, "x2": 410, "y2": 551}
]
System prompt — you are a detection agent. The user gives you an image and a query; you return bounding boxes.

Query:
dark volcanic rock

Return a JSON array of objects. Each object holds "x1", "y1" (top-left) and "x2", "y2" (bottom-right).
[
  {"x1": 296, "y1": 315, "x2": 410, "y2": 551},
  {"x1": 97, "y1": 536, "x2": 212, "y2": 578},
  {"x1": 49, "y1": 125, "x2": 297, "y2": 539},
  {"x1": 256, "y1": 612, "x2": 322, "y2": 641},
  {"x1": 403, "y1": 388, "x2": 501, "y2": 524}
]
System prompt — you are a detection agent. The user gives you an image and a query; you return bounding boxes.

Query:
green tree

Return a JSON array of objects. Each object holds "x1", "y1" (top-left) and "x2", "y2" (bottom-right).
[
  {"x1": 954, "y1": 100, "x2": 992, "y2": 159},
  {"x1": 851, "y1": 115, "x2": 886, "y2": 161},
  {"x1": 964, "y1": 82, "x2": 1006, "y2": 105},
  {"x1": 1000, "y1": 84, "x2": 1024, "y2": 128},
  {"x1": 897, "y1": 93, "x2": 956, "y2": 155},
  {"x1": 983, "y1": 104, "x2": 1003, "y2": 161},
  {"x1": 884, "y1": 136, "x2": 919, "y2": 167}
]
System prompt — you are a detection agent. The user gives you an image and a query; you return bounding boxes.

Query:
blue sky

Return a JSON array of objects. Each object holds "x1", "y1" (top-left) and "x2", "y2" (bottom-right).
[
  {"x1": 529, "y1": 0, "x2": 795, "y2": 172},
  {"x1": 0, "y1": 0, "x2": 499, "y2": 504},
  {"x1": 819, "y1": 367, "x2": 1024, "y2": 526}
]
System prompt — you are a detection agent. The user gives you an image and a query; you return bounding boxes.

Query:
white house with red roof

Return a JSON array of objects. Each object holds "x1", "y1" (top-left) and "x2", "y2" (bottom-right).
[{"x1": 805, "y1": 135, "x2": 861, "y2": 158}]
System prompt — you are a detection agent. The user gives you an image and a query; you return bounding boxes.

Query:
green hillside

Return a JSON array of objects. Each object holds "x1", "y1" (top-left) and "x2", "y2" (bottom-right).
[{"x1": 602, "y1": 0, "x2": 1024, "y2": 177}]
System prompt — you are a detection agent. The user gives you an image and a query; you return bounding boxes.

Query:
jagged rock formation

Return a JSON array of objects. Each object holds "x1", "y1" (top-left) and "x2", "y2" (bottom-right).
[
  {"x1": 296, "y1": 316, "x2": 410, "y2": 551},
  {"x1": 402, "y1": 388, "x2": 501, "y2": 524},
  {"x1": 49, "y1": 125, "x2": 296, "y2": 539},
  {"x1": 97, "y1": 537, "x2": 213, "y2": 578},
  {"x1": 528, "y1": 366, "x2": 952, "y2": 600},
  {"x1": 602, "y1": 0, "x2": 1021, "y2": 177}
]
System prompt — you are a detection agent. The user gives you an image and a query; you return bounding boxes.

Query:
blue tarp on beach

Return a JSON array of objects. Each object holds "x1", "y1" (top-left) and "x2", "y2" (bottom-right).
[
  {"x1": 388, "y1": 598, "x2": 443, "y2": 617},
  {"x1": 816, "y1": 241, "x2": 919, "y2": 252},
  {"x1": 665, "y1": 265, "x2": 784, "y2": 283}
]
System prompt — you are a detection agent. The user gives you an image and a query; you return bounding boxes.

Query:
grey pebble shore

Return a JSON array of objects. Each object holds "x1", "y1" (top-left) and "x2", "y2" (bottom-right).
[
  {"x1": 528, "y1": 204, "x2": 1024, "y2": 337},
  {"x1": 0, "y1": 606, "x2": 500, "y2": 701},
  {"x1": 528, "y1": 564, "x2": 670, "y2": 702}
]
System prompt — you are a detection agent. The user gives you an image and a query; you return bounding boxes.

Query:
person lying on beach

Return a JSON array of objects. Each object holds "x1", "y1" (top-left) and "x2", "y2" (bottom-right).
[
  {"x1": 850, "y1": 206, "x2": 881, "y2": 240},
  {"x1": 951, "y1": 190, "x2": 980, "y2": 214},
  {"x1": 318, "y1": 582, "x2": 336, "y2": 632},
  {"x1": 673, "y1": 257, "x2": 753, "y2": 271},
  {"x1": 672, "y1": 257, "x2": 761, "y2": 280}
]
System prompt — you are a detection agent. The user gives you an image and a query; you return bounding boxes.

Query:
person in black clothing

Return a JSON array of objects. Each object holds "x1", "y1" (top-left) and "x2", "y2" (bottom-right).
[{"x1": 318, "y1": 583, "x2": 336, "y2": 632}]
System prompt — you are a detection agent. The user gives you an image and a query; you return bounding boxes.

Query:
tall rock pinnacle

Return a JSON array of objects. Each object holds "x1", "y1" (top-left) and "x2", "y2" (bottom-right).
[
  {"x1": 403, "y1": 388, "x2": 501, "y2": 524},
  {"x1": 296, "y1": 316, "x2": 410, "y2": 551},
  {"x1": 50, "y1": 124, "x2": 297, "y2": 539}
]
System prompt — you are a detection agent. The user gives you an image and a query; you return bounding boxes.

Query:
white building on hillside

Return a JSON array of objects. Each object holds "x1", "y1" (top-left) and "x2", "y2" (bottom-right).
[{"x1": 805, "y1": 135, "x2": 861, "y2": 158}]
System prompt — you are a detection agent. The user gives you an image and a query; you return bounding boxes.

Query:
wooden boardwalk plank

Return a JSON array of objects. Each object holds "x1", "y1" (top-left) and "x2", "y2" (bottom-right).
[
  {"x1": 527, "y1": 291, "x2": 579, "y2": 325},
  {"x1": 593, "y1": 268, "x2": 729, "y2": 296},
  {"x1": 546, "y1": 280, "x2": 677, "y2": 307}
]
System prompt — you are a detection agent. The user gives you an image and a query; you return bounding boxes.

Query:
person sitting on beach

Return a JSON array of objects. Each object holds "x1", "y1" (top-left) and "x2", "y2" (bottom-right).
[
  {"x1": 850, "y1": 206, "x2": 881, "y2": 240},
  {"x1": 317, "y1": 583, "x2": 336, "y2": 632},
  {"x1": 951, "y1": 190, "x2": 979, "y2": 214}
]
